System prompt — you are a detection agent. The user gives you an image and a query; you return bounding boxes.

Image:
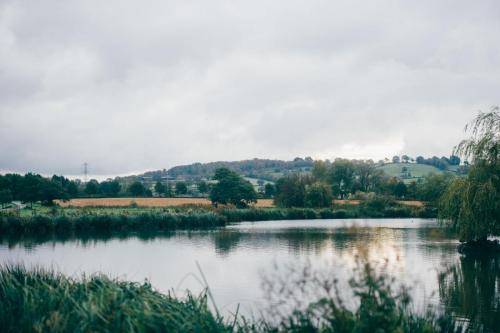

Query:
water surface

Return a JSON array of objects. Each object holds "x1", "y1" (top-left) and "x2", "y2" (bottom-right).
[{"x1": 1, "y1": 218, "x2": 498, "y2": 329}]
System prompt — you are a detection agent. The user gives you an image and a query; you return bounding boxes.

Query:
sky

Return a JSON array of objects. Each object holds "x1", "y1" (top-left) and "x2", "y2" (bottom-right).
[{"x1": 1, "y1": 0, "x2": 499, "y2": 177}]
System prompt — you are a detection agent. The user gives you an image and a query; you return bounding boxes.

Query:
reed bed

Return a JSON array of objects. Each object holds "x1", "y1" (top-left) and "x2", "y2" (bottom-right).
[{"x1": 0, "y1": 265, "x2": 465, "y2": 333}]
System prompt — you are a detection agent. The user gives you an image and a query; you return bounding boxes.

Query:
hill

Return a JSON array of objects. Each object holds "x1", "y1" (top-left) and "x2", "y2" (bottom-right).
[
  {"x1": 117, "y1": 158, "x2": 314, "y2": 184},
  {"x1": 378, "y1": 163, "x2": 449, "y2": 183}
]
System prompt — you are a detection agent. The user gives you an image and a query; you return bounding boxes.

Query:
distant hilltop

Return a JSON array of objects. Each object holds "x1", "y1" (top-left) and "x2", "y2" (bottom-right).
[
  {"x1": 116, "y1": 155, "x2": 466, "y2": 184},
  {"x1": 118, "y1": 157, "x2": 315, "y2": 183}
]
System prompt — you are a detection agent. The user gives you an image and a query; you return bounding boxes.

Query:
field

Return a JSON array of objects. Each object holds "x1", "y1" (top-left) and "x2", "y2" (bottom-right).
[
  {"x1": 56, "y1": 197, "x2": 275, "y2": 208},
  {"x1": 378, "y1": 162, "x2": 446, "y2": 182},
  {"x1": 54, "y1": 198, "x2": 423, "y2": 208}
]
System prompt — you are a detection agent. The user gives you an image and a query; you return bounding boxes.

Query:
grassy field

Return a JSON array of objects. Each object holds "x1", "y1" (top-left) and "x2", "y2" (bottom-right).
[{"x1": 378, "y1": 162, "x2": 447, "y2": 183}]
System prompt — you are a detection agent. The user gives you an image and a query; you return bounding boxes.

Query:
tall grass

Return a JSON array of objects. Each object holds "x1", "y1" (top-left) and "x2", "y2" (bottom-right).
[
  {"x1": 0, "y1": 211, "x2": 226, "y2": 237},
  {"x1": 0, "y1": 265, "x2": 466, "y2": 333},
  {"x1": 0, "y1": 202, "x2": 436, "y2": 238},
  {"x1": 0, "y1": 266, "x2": 230, "y2": 332}
]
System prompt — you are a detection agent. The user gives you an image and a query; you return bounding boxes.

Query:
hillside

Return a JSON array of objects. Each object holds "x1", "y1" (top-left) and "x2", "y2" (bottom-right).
[
  {"x1": 378, "y1": 163, "x2": 448, "y2": 183},
  {"x1": 118, "y1": 158, "x2": 314, "y2": 184}
]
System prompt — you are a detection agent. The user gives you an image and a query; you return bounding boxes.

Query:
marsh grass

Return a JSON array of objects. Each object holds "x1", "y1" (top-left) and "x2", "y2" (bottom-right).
[
  {"x1": 0, "y1": 203, "x2": 435, "y2": 238},
  {"x1": 0, "y1": 266, "x2": 231, "y2": 333},
  {"x1": 0, "y1": 263, "x2": 472, "y2": 333}
]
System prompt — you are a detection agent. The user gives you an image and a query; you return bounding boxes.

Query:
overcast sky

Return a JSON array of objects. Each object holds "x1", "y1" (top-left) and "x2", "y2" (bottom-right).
[{"x1": 1, "y1": 0, "x2": 499, "y2": 177}]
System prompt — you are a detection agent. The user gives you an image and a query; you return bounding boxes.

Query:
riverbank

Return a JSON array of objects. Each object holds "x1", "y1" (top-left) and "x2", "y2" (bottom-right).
[
  {"x1": 0, "y1": 203, "x2": 436, "y2": 237},
  {"x1": 0, "y1": 265, "x2": 461, "y2": 333}
]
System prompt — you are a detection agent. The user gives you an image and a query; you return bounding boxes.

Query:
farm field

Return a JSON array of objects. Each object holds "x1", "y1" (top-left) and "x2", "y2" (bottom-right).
[
  {"x1": 55, "y1": 197, "x2": 275, "y2": 208},
  {"x1": 54, "y1": 198, "x2": 424, "y2": 208}
]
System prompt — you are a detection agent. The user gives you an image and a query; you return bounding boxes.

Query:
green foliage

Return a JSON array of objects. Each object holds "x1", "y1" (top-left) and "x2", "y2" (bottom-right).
[
  {"x1": 440, "y1": 108, "x2": 500, "y2": 242},
  {"x1": 329, "y1": 159, "x2": 355, "y2": 198},
  {"x1": 128, "y1": 181, "x2": 146, "y2": 197},
  {"x1": 393, "y1": 181, "x2": 407, "y2": 198},
  {"x1": 0, "y1": 189, "x2": 13, "y2": 208},
  {"x1": 0, "y1": 266, "x2": 229, "y2": 333},
  {"x1": 175, "y1": 181, "x2": 188, "y2": 195},
  {"x1": 418, "y1": 174, "x2": 454, "y2": 204},
  {"x1": 260, "y1": 260, "x2": 463, "y2": 333},
  {"x1": 85, "y1": 179, "x2": 100, "y2": 196},
  {"x1": 99, "y1": 180, "x2": 121, "y2": 196},
  {"x1": 305, "y1": 182, "x2": 333, "y2": 208},
  {"x1": 311, "y1": 160, "x2": 328, "y2": 181},
  {"x1": 0, "y1": 262, "x2": 466, "y2": 333},
  {"x1": 0, "y1": 210, "x2": 227, "y2": 236},
  {"x1": 210, "y1": 168, "x2": 257, "y2": 208},
  {"x1": 274, "y1": 174, "x2": 309, "y2": 207},
  {"x1": 198, "y1": 181, "x2": 209, "y2": 194},
  {"x1": 264, "y1": 183, "x2": 275, "y2": 198}
]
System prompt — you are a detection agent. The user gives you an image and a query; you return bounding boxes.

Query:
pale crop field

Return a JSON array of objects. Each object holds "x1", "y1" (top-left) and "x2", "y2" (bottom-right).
[{"x1": 56, "y1": 198, "x2": 275, "y2": 208}]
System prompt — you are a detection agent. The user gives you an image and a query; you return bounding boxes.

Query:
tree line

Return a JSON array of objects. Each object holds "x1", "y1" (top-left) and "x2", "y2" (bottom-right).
[{"x1": 271, "y1": 159, "x2": 454, "y2": 208}]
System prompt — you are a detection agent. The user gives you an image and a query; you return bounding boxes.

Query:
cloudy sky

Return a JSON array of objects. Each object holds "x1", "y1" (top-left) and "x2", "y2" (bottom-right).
[{"x1": 1, "y1": 0, "x2": 499, "y2": 177}]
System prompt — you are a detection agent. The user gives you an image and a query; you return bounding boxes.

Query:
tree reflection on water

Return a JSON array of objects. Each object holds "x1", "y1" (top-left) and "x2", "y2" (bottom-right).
[{"x1": 439, "y1": 256, "x2": 500, "y2": 332}]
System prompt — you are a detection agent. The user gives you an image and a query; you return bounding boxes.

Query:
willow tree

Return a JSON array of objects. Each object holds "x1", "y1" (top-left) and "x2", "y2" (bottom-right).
[{"x1": 440, "y1": 107, "x2": 500, "y2": 243}]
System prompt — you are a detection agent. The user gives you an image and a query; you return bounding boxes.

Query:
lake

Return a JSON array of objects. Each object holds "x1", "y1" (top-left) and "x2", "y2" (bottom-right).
[{"x1": 1, "y1": 218, "x2": 499, "y2": 329}]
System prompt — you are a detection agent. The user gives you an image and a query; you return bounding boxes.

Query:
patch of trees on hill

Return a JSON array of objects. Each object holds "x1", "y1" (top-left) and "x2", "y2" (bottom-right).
[
  {"x1": 134, "y1": 157, "x2": 315, "y2": 182},
  {"x1": 415, "y1": 155, "x2": 462, "y2": 170}
]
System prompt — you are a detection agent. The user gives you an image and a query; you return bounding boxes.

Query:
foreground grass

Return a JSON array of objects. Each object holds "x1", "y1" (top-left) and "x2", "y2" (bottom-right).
[
  {"x1": 0, "y1": 266, "x2": 230, "y2": 333},
  {"x1": 0, "y1": 265, "x2": 469, "y2": 333}
]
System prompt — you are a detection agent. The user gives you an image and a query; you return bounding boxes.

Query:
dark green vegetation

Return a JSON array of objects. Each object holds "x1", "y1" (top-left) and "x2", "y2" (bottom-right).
[
  {"x1": 439, "y1": 256, "x2": 500, "y2": 332},
  {"x1": 135, "y1": 157, "x2": 315, "y2": 182},
  {"x1": 0, "y1": 209, "x2": 226, "y2": 237},
  {"x1": 0, "y1": 266, "x2": 229, "y2": 333},
  {"x1": 0, "y1": 200, "x2": 434, "y2": 238},
  {"x1": 272, "y1": 161, "x2": 452, "y2": 208},
  {"x1": 0, "y1": 264, "x2": 468, "y2": 333},
  {"x1": 210, "y1": 168, "x2": 257, "y2": 208},
  {"x1": 0, "y1": 155, "x2": 463, "y2": 209},
  {"x1": 440, "y1": 107, "x2": 500, "y2": 247}
]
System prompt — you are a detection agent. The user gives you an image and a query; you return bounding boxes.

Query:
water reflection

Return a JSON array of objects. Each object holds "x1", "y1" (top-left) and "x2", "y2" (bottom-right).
[
  {"x1": 439, "y1": 256, "x2": 500, "y2": 331},
  {"x1": 0, "y1": 218, "x2": 498, "y2": 324}
]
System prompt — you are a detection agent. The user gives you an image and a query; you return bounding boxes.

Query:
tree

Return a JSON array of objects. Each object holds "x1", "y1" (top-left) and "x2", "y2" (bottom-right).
[
  {"x1": 393, "y1": 181, "x2": 407, "y2": 199},
  {"x1": 449, "y1": 155, "x2": 461, "y2": 166},
  {"x1": 66, "y1": 181, "x2": 79, "y2": 197},
  {"x1": 328, "y1": 159, "x2": 355, "y2": 199},
  {"x1": 416, "y1": 156, "x2": 425, "y2": 164},
  {"x1": 0, "y1": 189, "x2": 13, "y2": 208},
  {"x1": 19, "y1": 173, "x2": 44, "y2": 207},
  {"x1": 440, "y1": 107, "x2": 500, "y2": 244},
  {"x1": 305, "y1": 182, "x2": 333, "y2": 208},
  {"x1": 264, "y1": 183, "x2": 275, "y2": 198},
  {"x1": 209, "y1": 168, "x2": 257, "y2": 208},
  {"x1": 154, "y1": 181, "x2": 166, "y2": 196},
  {"x1": 312, "y1": 160, "x2": 328, "y2": 181},
  {"x1": 418, "y1": 174, "x2": 453, "y2": 203},
  {"x1": 402, "y1": 155, "x2": 410, "y2": 163},
  {"x1": 392, "y1": 156, "x2": 400, "y2": 164},
  {"x1": 274, "y1": 174, "x2": 308, "y2": 207},
  {"x1": 175, "y1": 182, "x2": 188, "y2": 195},
  {"x1": 99, "y1": 180, "x2": 121, "y2": 196},
  {"x1": 40, "y1": 179, "x2": 67, "y2": 205},
  {"x1": 85, "y1": 180, "x2": 99, "y2": 196},
  {"x1": 198, "y1": 181, "x2": 209, "y2": 194},
  {"x1": 129, "y1": 181, "x2": 146, "y2": 197}
]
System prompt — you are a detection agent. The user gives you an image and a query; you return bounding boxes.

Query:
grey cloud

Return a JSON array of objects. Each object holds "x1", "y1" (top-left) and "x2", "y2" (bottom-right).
[{"x1": 1, "y1": 0, "x2": 499, "y2": 175}]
